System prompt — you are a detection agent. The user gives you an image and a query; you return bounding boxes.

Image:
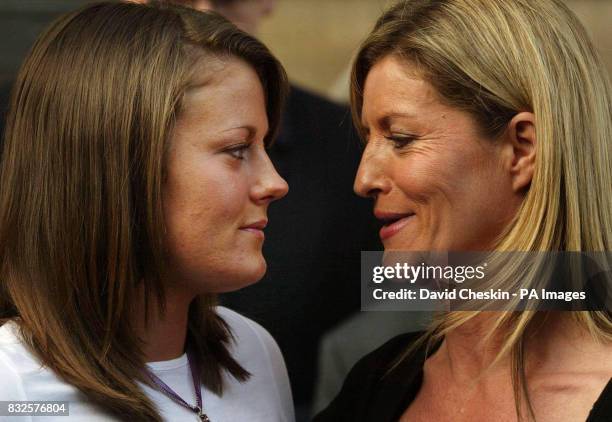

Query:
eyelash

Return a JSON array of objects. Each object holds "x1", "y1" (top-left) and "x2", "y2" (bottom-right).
[
  {"x1": 385, "y1": 134, "x2": 417, "y2": 149},
  {"x1": 225, "y1": 143, "x2": 250, "y2": 160}
]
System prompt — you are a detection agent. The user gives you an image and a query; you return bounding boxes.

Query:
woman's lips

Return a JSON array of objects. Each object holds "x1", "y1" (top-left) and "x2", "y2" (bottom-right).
[
  {"x1": 378, "y1": 214, "x2": 415, "y2": 240},
  {"x1": 239, "y1": 219, "x2": 267, "y2": 239},
  {"x1": 240, "y1": 227, "x2": 265, "y2": 239}
]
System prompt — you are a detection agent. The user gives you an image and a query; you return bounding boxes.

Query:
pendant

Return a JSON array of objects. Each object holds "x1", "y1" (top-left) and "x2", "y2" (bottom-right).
[{"x1": 194, "y1": 406, "x2": 210, "y2": 422}]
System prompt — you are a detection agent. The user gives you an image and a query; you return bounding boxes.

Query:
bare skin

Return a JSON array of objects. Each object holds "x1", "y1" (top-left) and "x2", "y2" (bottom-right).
[
  {"x1": 133, "y1": 57, "x2": 287, "y2": 363},
  {"x1": 400, "y1": 313, "x2": 612, "y2": 422},
  {"x1": 356, "y1": 55, "x2": 612, "y2": 422},
  {"x1": 133, "y1": 287, "x2": 193, "y2": 362}
]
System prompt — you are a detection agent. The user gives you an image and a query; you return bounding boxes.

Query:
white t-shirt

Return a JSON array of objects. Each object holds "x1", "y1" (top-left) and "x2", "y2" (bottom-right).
[{"x1": 0, "y1": 307, "x2": 295, "y2": 422}]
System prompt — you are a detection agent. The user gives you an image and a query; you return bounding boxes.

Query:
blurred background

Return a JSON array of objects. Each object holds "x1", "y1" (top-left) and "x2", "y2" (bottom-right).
[
  {"x1": 259, "y1": 0, "x2": 612, "y2": 102},
  {"x1": 1, "y1": 0, "x2": 611, "y2": 100},
  {"x1": 1, "y1": 1, "x2": 611, "y2": 421}
]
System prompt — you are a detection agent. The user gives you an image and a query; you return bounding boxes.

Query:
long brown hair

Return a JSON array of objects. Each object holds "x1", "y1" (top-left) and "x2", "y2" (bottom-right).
[
  {"x1": 351, "y1": 0, "x2": 611, "y2": 420},
  {"x1": 0, "y1": 2, "x2": 287, "y2": 421}
]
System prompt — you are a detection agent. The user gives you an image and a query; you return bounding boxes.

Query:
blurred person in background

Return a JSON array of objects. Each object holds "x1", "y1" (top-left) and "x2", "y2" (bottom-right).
[{"x1": 168, "y1": 0, "x2": 277, "y2": 34}]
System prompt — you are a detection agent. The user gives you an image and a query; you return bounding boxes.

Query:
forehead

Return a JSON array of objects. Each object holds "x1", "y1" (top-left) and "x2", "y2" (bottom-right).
[
  {"x1": 183, "y1": 56, "x2": 262, "y2": 104},
  {"x1": 173, "y1": 56, "x2": 268, "y2": 139},
  {"x1": 362, "y1": 55, "x2": 441, "y2": 123},
  {"x1": 361, "y1": 55, "x2": 487, "y2": 141},
  {"x1": 180, "y1": 56, "x2": 266, "y2": 118}
]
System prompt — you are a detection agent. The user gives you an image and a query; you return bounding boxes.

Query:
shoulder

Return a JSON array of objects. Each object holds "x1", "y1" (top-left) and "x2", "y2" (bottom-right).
[
  {"x1": 215, "y1": 307, "x2": 295, "y2": 421},
  {"x1": 216, "y1": 306, "x2": 280, "y2": 357},
  {"x1": 0, "y1": 322, "x2": 92, "y2": 404},
  {"x1": 0, "y1": 321, "x2": 78, "y2": 405},
  {"x1": 215, "y1": 306, "x2": 288, "y2": 386},
  {"x1": 0, "y1": 321, "x2": 41, "y2": 377},
  {"x1": 0, "y1": 322, "x2": 30, "y2": 401}
]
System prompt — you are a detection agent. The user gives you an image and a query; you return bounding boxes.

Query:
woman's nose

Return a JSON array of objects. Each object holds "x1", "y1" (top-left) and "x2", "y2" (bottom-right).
[
  {"x1": 353, "y1": 142, "x2": 390, "y2": 199},
  {"x1": 251, "y1": 153, "x2": 289, "y2": 204}
]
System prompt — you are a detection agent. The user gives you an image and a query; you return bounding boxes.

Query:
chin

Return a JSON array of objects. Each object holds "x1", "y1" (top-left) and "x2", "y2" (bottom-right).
[
  {"x1": 214, "y1": 256, "x2": 267, "y2": 293},
  {"x1": 384, "y1": 237, "x2": 425, "y2": 252},
  {"x1": 241, "y1": 257, "x2": 268, "y2": 286}
]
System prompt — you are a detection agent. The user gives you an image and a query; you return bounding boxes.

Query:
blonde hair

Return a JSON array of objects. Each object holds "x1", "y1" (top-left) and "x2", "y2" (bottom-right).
[
  {"x1": 0, "y1": 2, "x2": 287, "y2": 421},
  {"x1": 351, "y1": 0, "x2": 611, "y2": 419}
]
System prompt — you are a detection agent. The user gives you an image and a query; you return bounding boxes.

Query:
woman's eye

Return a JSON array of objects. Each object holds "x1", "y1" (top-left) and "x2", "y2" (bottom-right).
[
  {"x1": 225, "y1": 143, "x2": 250, "y2": 160},
  {"x1": 386, "y1": 134, "x2": 416, "y2": 149}
]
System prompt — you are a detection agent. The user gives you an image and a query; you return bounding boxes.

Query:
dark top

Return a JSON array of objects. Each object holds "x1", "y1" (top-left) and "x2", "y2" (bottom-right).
[{"x1": 313, "y1": 332, "x2": 612, "y2": 422}]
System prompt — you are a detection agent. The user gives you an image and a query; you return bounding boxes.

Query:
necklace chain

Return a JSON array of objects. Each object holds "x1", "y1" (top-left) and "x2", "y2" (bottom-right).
[{"x1": 147, "y1": 347, "x2": 211, "y2": 421}]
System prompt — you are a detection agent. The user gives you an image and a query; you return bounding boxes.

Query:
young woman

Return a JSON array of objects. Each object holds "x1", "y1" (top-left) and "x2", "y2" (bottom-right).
[
  {"x1": 0, "y1": 2, "x2": 293, "y2": 421},
  {"x1": 315, "y1": 0, "x2": 611, "y2": 421}
]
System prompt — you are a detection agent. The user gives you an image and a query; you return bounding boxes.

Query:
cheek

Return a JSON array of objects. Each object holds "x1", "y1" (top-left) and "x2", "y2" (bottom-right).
[
  {"x1": 428, "y1": 144, "x2": 514, "y2": 247},
  {"x1": 163, "y1": 157, "x2": 249, "y2": 246},
  {"x1": 161, "y1": 158, "x2": 255, "y2": 288},
  {"x1": 393, "y1": 143, "x2": 506, "y2": 238},
  {"x1": 448, "y1": 143, "x2": 512, "y2": 212},
  {"x1": 425, "y1": 142, "x2": 497, "y2": 203},
  {"x1": 392, "y1": 149, "x2": 462, "y2": 205}
]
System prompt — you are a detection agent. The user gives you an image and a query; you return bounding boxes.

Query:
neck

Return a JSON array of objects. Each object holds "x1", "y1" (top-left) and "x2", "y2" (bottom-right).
[
  {"x1": 435, "y1": 312, "x2": 609, "y2": 382},
  {"x1": 134, "y1": 286, "x2": 195, "y2": 362},
  {"x1": 437, "y1": 314, "x2": 510, "y2": 383}
]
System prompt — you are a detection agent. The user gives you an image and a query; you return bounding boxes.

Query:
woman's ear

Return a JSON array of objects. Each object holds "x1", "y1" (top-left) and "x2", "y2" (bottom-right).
[{"x1": 505, "y1": 112, "x2": 536, "y2": 192}]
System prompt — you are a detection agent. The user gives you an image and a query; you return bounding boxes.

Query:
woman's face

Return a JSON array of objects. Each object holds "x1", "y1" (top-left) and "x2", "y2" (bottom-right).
[
  {"x1": 163, "y1": 57, "x2": 287, "y2": 293},
  {"x1": 354, "y1": 55, "x2": 521, "y2": 251}
]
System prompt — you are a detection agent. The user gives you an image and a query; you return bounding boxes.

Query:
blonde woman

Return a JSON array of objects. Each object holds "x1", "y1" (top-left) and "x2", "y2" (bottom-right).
[
  {"x1": 0, "y1": 2, "x2": 294, "y2": 421},
  {"x1": 314, "y1": 0, "x2": 611, "y2": 421}
]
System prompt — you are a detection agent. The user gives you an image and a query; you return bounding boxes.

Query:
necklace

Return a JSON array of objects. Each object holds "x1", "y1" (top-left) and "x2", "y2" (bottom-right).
[{"x1": 147, "y1": 347, "x2": 211, "y2": 421}]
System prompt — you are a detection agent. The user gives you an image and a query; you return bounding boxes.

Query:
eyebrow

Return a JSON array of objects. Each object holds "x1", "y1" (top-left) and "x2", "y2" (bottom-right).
[
  {"x1": 381, "y1": 112, "x2": 418, "y2": 126},
  {"x1": 218, "y1": 125, "x2": 266, "y2": 141},
  {"x1": 361, "y1": 111, "x2": 419, "y2": 131}
]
